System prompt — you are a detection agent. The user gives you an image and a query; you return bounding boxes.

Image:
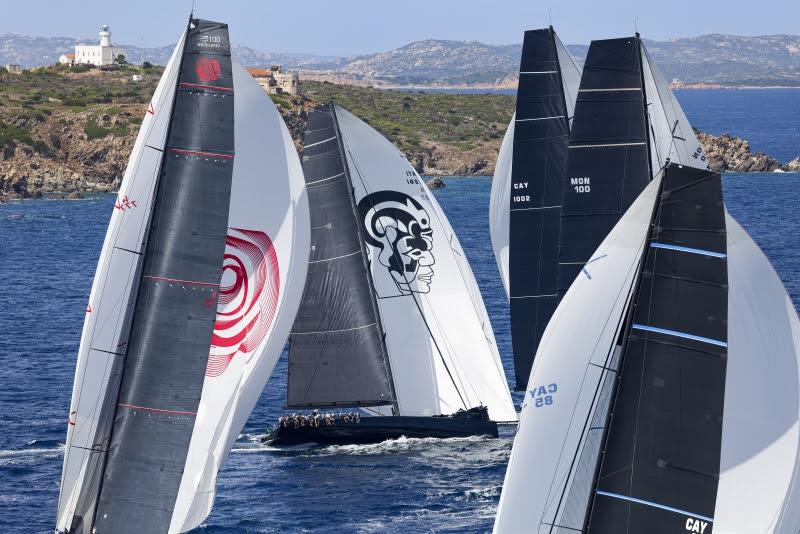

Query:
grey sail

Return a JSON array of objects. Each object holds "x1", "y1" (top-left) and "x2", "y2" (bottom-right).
[
  {"x1": 286, "y1": 104, "x2": 395, "y2": 409},
  {"x1": 87, "y1": 18, "x2": 235, "y2": 533}
]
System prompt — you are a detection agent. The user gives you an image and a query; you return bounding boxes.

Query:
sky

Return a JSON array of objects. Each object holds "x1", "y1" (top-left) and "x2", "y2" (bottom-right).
[{"x1": 2, "y1": 0, "x2": 799, "y2": 56}]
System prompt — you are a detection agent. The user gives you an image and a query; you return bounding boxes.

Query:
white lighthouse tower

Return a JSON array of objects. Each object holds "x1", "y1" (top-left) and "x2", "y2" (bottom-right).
[{"x1": 74, "y1": 25, "x2": 126, "y2": 67}]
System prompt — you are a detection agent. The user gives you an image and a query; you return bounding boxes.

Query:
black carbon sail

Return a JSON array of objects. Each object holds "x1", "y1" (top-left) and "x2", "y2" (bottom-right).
[
  {"x1": 558, "y1": 35, "x2": 651, "y2": 296},
  {"x1": 508, "y1": 27, "x2": 576, "y2": 390},
  {"x1": 586, "y1": 163, "x2": 728, "y2": 533},
  {"x1": 286, "y1": 104, "x2": 396, "y2": 409},
  {"x1": 90, "y1": 18, "x2": 235, "y2": 533}
]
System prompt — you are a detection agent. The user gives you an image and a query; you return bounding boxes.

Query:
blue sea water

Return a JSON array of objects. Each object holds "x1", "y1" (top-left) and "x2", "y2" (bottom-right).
[{"x1": 1, "y1": 93, "x2": 799, "y2": 533}]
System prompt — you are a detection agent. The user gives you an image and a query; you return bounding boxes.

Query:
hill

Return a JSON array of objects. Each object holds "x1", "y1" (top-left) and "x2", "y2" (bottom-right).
[{"x1": 2, "y1": 33, "x2": 799, "y2": 87}]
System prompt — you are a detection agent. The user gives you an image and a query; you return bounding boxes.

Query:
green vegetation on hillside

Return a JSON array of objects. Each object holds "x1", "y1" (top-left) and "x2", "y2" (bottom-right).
[{"x1": 297, "y1": 81, "x2": 514, "y2": 152}]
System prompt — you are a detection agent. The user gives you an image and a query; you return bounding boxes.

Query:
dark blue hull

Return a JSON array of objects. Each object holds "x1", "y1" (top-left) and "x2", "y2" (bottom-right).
[{"x1": 266, "y1": 414, "x2": 498, "y2": 446}]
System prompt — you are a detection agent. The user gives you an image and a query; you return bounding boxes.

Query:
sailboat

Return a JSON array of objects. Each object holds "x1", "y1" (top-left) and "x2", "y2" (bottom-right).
[
  {"x1": 494, "y1": 38, "x2": 800, "y2": 534},
  {"x1": 56, "y1": 17, "x2": 310, "y2": 533},
  {"x1": 267, "y1": 102, "x2": 517, "y2": 445},
  {"x1": 489, "y1": 26, "x2": 581, "y2": 390}
]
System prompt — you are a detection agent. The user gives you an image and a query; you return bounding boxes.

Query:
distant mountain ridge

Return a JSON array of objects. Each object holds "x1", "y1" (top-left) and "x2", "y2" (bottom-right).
[{"x1": 1, "y1": 32, "x2": 798, "y2": 87}]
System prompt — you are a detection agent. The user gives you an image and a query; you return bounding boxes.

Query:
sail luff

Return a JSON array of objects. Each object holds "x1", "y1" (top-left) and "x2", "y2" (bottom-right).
[{"x1": 330, "y1": 103, "x2": 399, "y2": 414}]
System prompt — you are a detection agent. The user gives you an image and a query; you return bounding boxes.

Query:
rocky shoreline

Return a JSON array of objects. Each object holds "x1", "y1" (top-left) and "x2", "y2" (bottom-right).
[{"x1": 1, "y1": 105, "x2": 798, "y2": 202}]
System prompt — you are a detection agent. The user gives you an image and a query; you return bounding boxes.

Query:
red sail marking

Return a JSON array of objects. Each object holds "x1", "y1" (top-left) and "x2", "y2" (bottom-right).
[
  {"x1": 86, "y1": 304, "x2": 92, "y2": 313},
  {"x1": 146, "y1": 102, "x2": 155, "y2": 115},
  {"x1": 68, "y1": 410, "x2": 77, "y2": 426},
  {"x1": 179, "y1": 82, "x2": 234, "y2": 93},
  {"x1": 195, "y1": 57, "x2": 221, "y2": 83},
  {"x1": 205, "y1": 229, "x2": 280, "y2": 377}
]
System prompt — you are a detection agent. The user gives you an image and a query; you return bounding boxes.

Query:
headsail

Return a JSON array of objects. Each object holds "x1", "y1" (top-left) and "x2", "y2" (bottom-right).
[
  {"x1": 489, "y1": 27, "x2": 582, "y2": 390},
  {"x1": 57, "y1": 18, "x2": 309, "y2": 534},
  {"x1": 286, "y1": 104, "x2": 395, "y2": 410},
  {"x1": 335, "y1": 105, "x2": 516, "y2": 422}
]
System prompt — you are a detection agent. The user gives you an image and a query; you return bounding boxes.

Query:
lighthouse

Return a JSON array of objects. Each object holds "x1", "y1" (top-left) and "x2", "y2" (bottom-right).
[{"x1": 74, "y1": 25, "x2": 126, "y2": 67}]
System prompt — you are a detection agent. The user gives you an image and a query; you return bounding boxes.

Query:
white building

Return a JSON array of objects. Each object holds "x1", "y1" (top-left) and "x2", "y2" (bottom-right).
[{"x1": 74, "y1": 25, "x2": 125, "y2": 67}]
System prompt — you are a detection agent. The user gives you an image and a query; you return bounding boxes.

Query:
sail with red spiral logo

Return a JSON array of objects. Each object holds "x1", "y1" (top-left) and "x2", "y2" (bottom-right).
[{"x1": 56, "y1": 18, "x2": 309, "y2": 534}]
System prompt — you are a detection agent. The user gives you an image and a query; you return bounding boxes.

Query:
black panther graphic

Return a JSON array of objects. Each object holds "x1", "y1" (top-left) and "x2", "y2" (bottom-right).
[{"x1": 357, "y1": 191, "x2": 435, "y2": 296}]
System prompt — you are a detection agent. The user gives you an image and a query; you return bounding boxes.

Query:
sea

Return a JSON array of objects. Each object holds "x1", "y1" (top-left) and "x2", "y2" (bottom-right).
[{"x1": 0, "y1": 89, "x2": 798, "y2": 533}]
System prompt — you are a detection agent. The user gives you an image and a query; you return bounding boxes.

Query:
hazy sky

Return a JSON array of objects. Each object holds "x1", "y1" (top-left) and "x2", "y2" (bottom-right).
[{"x1": 3, "y1": 0, "x2": 799, "y2": 55}]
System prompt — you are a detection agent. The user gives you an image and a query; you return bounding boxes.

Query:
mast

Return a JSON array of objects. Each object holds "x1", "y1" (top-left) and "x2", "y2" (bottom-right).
[
  {"x1": 330, "y1": 102, "x2": 400, "y2": 415},
  {"x1": 637, "y1": 33, "x2": 656, "y2": 182}
]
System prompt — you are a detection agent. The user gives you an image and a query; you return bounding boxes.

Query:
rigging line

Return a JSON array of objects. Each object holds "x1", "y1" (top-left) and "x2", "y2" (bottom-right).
[{"x1": 343, "y1": 135, "x2": 469, "y2": 412}]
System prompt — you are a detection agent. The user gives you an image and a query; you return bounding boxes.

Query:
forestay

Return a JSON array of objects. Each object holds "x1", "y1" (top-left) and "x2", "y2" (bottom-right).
[{"x1": 336, "y1": 105, "x2": 516, "y2": 422}]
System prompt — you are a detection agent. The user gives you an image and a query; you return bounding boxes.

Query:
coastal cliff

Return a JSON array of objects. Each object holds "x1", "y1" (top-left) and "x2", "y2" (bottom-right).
[{"x1": 1, "y1": 76, "x2": 798, "y2": 201}]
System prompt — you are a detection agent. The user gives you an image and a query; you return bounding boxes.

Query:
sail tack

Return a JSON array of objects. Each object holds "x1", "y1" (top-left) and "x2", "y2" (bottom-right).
[{"x1": 58, "y1": 18, "x2": 310, "y2": 534}]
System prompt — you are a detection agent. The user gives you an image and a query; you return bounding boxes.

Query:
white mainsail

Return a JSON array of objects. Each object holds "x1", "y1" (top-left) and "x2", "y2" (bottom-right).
[
  {"x1": 714, "y1": 212, "x2": 800, "y2": 533},
  {"x1": 56, "y1": 30, "x2": 186, "y2": 530},
  {"x1": 335, "y1": 105, "x2": 516, "y2": 422},
  {"x1": 169, "y1": 63, "x2": 310, "y2": 532},
  {"x1": 493, "y1": 175, "x2": 663, "y2": 533}
]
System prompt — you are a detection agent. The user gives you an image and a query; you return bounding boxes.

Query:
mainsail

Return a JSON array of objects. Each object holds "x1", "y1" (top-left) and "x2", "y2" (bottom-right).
[
  {"x1": 494, "y1": 162, "x2": 800, "y2": 533},
  {"x1": 57, "y1": 18, "x2": 309, "y2": 534},
  {"x1": 558, "y1": 34, "x2": 709, "y2": 298},
  {"x1": 289, "y1": 103, "x2": 516, "y2": 422},
  {"x1": 287, "y1": 105, "x2": 396, "y2": 410},
  {"x1": 489, "y1": 27, "x2": 581, "y2": 390}
]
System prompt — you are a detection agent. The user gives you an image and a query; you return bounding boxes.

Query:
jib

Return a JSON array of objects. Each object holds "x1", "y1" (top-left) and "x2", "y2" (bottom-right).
[{"x1": 685, "y1": 518, "x2": 709, "y2": 533}]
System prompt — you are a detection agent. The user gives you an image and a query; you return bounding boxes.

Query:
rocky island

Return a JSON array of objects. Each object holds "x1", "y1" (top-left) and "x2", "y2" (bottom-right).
[{"x1": 1, "y1": 69, "x2": 797, "y2": 201}]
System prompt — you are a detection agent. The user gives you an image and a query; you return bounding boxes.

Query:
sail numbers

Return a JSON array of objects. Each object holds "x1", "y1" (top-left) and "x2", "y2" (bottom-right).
[
  {"x1": 570, "y1": 177, "x2": 591, "y2": 194},
  {"x1": 685, "y1": 518, "x2": 710, "y2": 533},
  {"x1": 529, "y1": 383, "x2": 558, "y2": 408}
]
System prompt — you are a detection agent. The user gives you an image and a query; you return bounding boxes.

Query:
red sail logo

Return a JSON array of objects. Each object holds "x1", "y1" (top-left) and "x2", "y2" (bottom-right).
[
  {"x1": 206, "y1": 229, "x2": 280, "y2": 377},
  {"x1": 195, "y1": 57, "x2": 221, "y2": 83}
]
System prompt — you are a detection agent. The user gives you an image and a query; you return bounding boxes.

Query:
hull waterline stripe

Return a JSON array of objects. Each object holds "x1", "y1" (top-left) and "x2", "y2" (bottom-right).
[
  {"x1": 632, "y1": 324, "x2": 728, "y2": 348},
  {"x1": 143, "y1": 275, "x2": 220, "y2": 287},
  {"x1": 516, "y1": 115, "x2": 564, "y2": 122},
  {"x1": 304, "y1": 136, "x2": 337, "y2": 149},
  {"x1": 179, "y1": 82, "x2": 233, "y2": 93},
  {"x1": 169, "y1": 148, "x2": 234, "y2": 159},
  {"x1": 596, "y1": 490, "x2": 714, "y2": 523},
  {"x1": 570, "y1": 142, "x2": 646, "y2": 149},
  {"x1": 117, "y1": 403, "x2": 197, "y2": 416},
  {"x1": 650, "y1": 242, "x2": 727, "y2": 259},
  {"x1": 308, "y1": 250, "x2": 360, "y2": 264}
]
